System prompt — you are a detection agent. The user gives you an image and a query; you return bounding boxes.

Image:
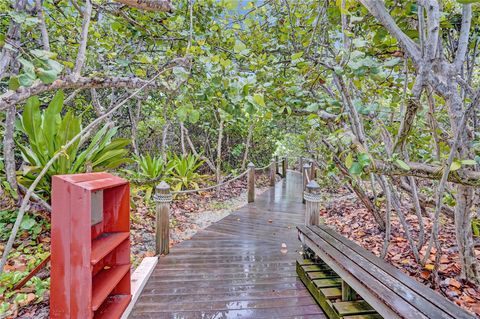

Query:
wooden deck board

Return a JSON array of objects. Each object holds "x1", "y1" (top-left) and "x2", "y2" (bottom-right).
[{"x1": 129, "y1": 171, "x2": 326, "y2": 318}]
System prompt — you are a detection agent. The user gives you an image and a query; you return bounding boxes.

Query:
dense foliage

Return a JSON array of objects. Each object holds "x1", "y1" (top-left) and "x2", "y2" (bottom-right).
[{"x1": 1, "y1": 0, "x2": 480, "y2": 316}]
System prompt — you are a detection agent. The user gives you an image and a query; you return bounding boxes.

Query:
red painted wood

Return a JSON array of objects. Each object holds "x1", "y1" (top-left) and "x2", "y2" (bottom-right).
[
  {"x1": 51, "y1": 173, "x2": 131, "y2": 319},
  {"x1": 91, "y1": 233, "x2": 129, "y2": 265},
  {"x1": 92, "y1": 265, "x2": 130, "y2": 311},
  {"x1": 94, "y1": 295, "x2": 131, "y2": 319}
]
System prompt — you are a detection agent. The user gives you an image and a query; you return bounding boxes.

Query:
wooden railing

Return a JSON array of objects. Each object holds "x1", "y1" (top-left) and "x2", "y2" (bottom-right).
[{"x1": 153, "y1": 157, "x2": 288, "y2": 255}]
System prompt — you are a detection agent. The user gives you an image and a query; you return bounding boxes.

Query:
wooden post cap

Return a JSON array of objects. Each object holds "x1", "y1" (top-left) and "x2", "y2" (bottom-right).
[
  {"x1": 156, "y1": 181, "x2": 170, "y2": 192},
  {"x1": 303, "y1": 163, "x2": 311, "y2": 169},
  {"x1": 248, "y1": 162, "x2": 255, "y2": 168},
  {"x1": 155, "y1": 181, "x2": 172, "y2": 203},
  {"x1": 306, "y1": 180, "x2": 320, "y2": 192}
]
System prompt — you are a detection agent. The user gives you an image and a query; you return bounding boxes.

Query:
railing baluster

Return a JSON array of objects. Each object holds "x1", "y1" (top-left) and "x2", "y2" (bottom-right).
[
  {"x1": 269, "y1": 159, "x2": 276, "y2": 186},
  {"x1": 304, "y1": 180, "x2": 321, "y2": 226},
  {"x1": 248, "y1": 162, "x2": 255, "y2": 203},
  {"x1": 154, "y1": 181, "x2": 172, "y2": 255},
  {"x1": 282, "y1": 157, "x2": 287, "y2": 178}
]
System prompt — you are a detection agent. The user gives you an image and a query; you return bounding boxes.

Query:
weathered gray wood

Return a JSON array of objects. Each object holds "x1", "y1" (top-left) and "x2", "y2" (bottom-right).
[
  {"x1": 300, "y1": 225, "x2": 474, "y2": 319},
  {"x1": 299, "y1": 226, "x2": 424, "y2": 319},
  {"x1": 305, "y1": 180, "x2": 321, "y2": 226},
  {"x1": 315, "y1": 225, "x2": 474, "y2": 319},
  {"x1": 130, "y1": 172, "x2": 325, "y2": 319},
  {"x1": 247, "y1": 162, "x2": 255, "y2": 203},
  {"x1": 309, "y1": 160, "x2": 316, "y2": 181},
  {"x1": 342, "y1": 280, "x2": 356, "y2": 301},
  {"x1": 155, "y1": 182, "x2": 171, "y2": 255},
  {"x1": 302, "y1": 163, "x2": 311, "y2": 204},
  {"x1": 269, "y1": 159, "x2": 276, "y2": 186}
]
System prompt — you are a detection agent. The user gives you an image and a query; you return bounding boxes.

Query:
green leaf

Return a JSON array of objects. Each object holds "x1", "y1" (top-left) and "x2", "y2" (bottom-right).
[
  {"x1": 394, "y1": 159, "x2": 411, "y2": 171},
  {"x1": 92, "y1": 149, "x2": 127, "y2": 167},
  {"x1": 450, "y1": 160, "x2": 462, "y2": 171},
  {"x1": 18, "y1": 72, "x2": 36, "y2": 87},
  {"x1": 383, "y1": 58, "x2": 401, "y2": 67},
  {"x1": 189, "y1": 110, "x2": 200, "y2": 123},
  {"x1": 18, "y1": 58, "x2": 34, "y2": 73},
  {"x1": 306, "y1": 103, "x2": 319, "y2": 112},
  {"x1": 8, "y1": 77, "x2": 20, "y2": 90},
  {"x1": 172, "y1": 66, "x2": 189, "y2": 81},
  {"x1": 233, "y1": 39, "x2": 247, "y2": 54},
  {"x1": 20, "y1": 216, "x2": 36, "y2": 230},
  {"x1": 44, "y1": 91, "x2": 63, "y2": 154},
  {"x1": 253, "y1": 93, "x2": 266, "y2": 107},
  {"x1": 30, "y1": 49, "x2": 56, "y2": 60},
  {"x1": 349, "y1": 162, "x2": 362, "y2": 175},
  {"x1": 291, "y1": 51, "x2": 304, "y2": 61},
  {"x1": 345, "y1": 153, "x2": 353, "y2": 169},
  {"x1": 357, "y1": 153, "x2": 370, "y2": 166},
  {"x1": 37, "y1": 68, "x2": 57, "y2": 84},
  {"x1": 460, "y1": 159, "x2": 477, "y2": 166}
]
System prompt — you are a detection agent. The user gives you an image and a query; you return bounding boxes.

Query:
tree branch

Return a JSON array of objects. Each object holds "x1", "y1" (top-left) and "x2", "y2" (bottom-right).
[
  {"x1": 0, "y1": 75, "x2": 166, "y2": 110},
  {"x1": 370, "y1": 160, "x2": 480, "y2": 187},
  {"x1": 359, "y1": 0, "x2": 421, "y2": 64},
  {"x1": 113, "y1": 0, "x2": 173, "y2": 12},
  {"x1": 73, "y1": 0, "x2": 92, "y2": 78},
  {"x1": 35, "y1": 0, "x2": 50, "y2": 51},
  {"x1": 454, "y1": 4, "x2": 472, "y2": 71},
  {"x1": 0, "y1": 66, "x2": 173, "y2": 274}
]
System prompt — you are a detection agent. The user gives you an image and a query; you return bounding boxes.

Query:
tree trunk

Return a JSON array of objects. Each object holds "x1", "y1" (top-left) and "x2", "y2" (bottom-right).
[
  {"x1": 160, "y1": 121, "x2": 170, "y2": 161},
  {"x1": 241, "y1": 122, "x2": 254, "y2": 170},
  {"x1": 3, "y1": 105, "x2": 17, "y2": 192},
  {"x1": 215, "y1": 118, "x2": 224, "y2": 184},
  {"x1": 455, "y1": 185, "x2": 480, "y2": 283},
  {"x1": 128, "y1": 102, "x2": 139, "y2": 156},
  {"x1": 445, "y1": 88, "x2": 479, "y2": 283},
  {"x1": 180, "y1": 122, "x2": 186, "y2": 156}
]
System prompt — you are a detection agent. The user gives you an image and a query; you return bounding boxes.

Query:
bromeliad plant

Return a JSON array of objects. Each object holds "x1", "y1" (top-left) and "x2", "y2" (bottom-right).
[
  {"x1": 169, "y1": 154, "x2": 206, "y2": 192},
  {"x1": 132, "y1": 153, "x2": 175, "y2": 180},
  {"x1": 126, "y1": 153, "x2": 175, "y2": 202},
  {"x1": 16, "y1": 91, "x2": 131, "y2": 194}
]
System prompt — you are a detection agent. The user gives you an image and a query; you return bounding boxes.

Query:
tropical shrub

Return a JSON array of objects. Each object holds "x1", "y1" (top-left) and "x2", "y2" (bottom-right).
[
  {"x1": 132, "y1": 153, "x2": 174, "y2": 180},
  {"x1": 126, "y1": 153, "x2": 175, "y2": 202},
  {"x1": 169, "y1": 154, "x2": 206, "y2": 191},
  {"x1": 16, "y1": 91, "x2": 131, "y2": 194},
  {"x1": 0, "y1": 158, "x2": 18, "y2": 199}
]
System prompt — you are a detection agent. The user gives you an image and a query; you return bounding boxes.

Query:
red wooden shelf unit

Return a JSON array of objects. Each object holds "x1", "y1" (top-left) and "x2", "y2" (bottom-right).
[{"x1": 50, "y1": 173, "x2": 131, "y2": 319}]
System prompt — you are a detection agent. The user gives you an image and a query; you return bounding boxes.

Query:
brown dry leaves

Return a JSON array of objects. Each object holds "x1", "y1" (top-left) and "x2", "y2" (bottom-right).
[{"x1": 320, "y1": 187, "x2": 480, "y2": 317}]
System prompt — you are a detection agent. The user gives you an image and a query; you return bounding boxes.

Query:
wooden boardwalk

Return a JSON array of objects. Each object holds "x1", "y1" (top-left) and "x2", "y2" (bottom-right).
[{"x1": 129, "y1": 171, "x2": 325, "y2": 319}]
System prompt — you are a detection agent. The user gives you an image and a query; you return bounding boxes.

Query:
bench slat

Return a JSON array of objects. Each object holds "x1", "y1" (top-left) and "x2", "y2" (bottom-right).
[
  {"x1": 306, "y1": 226, "x2": 456, "y2": 319},
  {"x1": 316, "y1": 224, "x2": 474, "y2": 319},
  {"x1": 298, "y1": 226, "x2": 424, "y2": 319}
]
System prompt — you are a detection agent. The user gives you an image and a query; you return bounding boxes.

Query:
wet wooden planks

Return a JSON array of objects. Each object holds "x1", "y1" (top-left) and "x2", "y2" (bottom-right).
[{"x1": 129, "y1": 171, "x2": 326, "y2": 318}]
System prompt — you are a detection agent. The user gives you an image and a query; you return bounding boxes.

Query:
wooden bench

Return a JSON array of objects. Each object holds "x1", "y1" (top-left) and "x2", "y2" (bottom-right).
[{"x1": 297, "y1": 224, "x2": 475, "y2": 319}]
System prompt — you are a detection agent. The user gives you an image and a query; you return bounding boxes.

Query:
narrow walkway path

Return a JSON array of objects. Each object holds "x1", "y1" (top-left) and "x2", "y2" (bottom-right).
[{"x1": 129, "y1": 171, "x2": 325, "y2": 318}]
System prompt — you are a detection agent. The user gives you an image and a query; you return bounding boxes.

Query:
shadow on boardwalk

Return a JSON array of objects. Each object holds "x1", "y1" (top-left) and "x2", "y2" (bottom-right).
[{"x1": 129, "y1": 171, "x2": 326, "y2": 319}]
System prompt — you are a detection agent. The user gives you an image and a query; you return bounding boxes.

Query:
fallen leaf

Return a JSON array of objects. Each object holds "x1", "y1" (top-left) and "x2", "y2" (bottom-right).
[
  {"x1": 424, "y1": 264, "x2": 434, "y2": 271},
  {"x1": 449, "y1": 278, "x2": 462, "y2": 289}
]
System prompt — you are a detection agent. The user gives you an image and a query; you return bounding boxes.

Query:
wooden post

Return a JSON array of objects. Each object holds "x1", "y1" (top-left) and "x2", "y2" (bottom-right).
[
  {"x1": 299, "y1": 156, "x2": 304, "y2": 172},
  {"x1": 309, "y1": 160, "x2": 316, "y2": 181},
  {"x1": 304, "y1": 180, "x2": 321, "y2": 226},
  {"x1": 269, "y1": 159, "x2": 276, "y2": 186},
  {"x1": 247, "y1": 162, "x2": 255, "y2": 203},
  {"x1": 155, "y1": 181, "x2": 171, "y2": 255},
  {"x1": 302, "y1": 163, "x2": 310, "y2": 204},
  {"x1": 275, "y1": 155, "x2": 279, "y2": 175},
  {"x1": 342, "y1": 280, "x2": 356, "y2": 301},
  {"x1": 282, "y1": 157, "x2": 287, "y2": 178}
]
